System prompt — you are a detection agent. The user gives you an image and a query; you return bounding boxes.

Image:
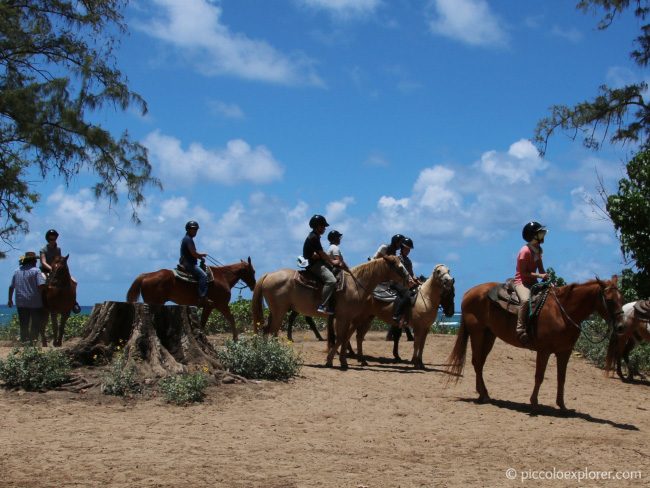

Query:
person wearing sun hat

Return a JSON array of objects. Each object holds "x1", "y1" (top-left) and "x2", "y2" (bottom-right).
[{"x1": 8, "y1": 251, "x2": 47, "y2": 342}]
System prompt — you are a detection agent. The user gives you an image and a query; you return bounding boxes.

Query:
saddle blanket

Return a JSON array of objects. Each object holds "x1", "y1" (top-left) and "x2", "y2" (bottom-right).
[
  {"x1": 294, "y1": 269, "x2": 345, "y2": 292},
  {"x1": 173, "y1": 265, "x2": 215, "y2": 284}
]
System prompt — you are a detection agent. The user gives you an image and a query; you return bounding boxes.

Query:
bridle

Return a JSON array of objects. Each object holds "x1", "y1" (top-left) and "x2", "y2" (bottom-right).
[{"x1": 205, "y1": 254, "x2": 256, "y2": 293}]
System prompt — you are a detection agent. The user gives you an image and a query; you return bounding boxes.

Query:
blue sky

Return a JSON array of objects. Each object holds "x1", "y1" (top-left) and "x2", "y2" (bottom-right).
[{"x1": 2, "y1": 0, "x2": 646, "y2": 305}]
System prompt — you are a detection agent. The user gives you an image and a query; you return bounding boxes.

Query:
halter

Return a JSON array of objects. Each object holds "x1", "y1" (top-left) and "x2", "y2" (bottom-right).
[{"x1": 550, "y1": 282, "x2": 623, "y2": 344}]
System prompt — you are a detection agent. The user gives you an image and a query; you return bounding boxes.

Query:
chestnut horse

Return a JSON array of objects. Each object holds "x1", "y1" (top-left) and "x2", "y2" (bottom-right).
[
  {"x1": 605, "y1": 301, "x2": 650, "y2": 381},
  {"x1": 126, "y1": 258, "x2": 256, "y2": 340},
  {"x1": 252, "y1": 255, "x2": 410, "y2": 369},
  {"x1": 353, "y1": 264, "x2": 456, "y2": 369},
  {"x1": 42, "y1": 255, "x2": 77, "y2": 347},
  {"x1": 447, "y1": 276, "x2": 624, "y2": 411}
]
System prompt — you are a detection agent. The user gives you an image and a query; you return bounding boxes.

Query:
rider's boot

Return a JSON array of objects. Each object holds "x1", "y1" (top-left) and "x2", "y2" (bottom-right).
[{"x1": 516, "y1": 304, "x2": 530, "y2": 345}]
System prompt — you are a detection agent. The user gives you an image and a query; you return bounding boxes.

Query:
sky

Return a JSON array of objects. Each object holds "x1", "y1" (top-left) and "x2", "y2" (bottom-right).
[{"x1": 2, "y1": 0, "x2": 647, "y2": 305}]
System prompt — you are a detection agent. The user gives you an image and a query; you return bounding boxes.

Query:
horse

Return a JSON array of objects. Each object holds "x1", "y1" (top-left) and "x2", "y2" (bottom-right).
[
  {"x1": 42, "y1": 255, "x2": 77, "y2": 347},
  {"x1": 126, "y1": 257, "x2": 256, "y2": 340},
  {"x1": 605, "y1": 301, "x2": 650, "y2": 381},
  {"x1": 352, "y1": 264, "x2": 456, "y2": 369},
  {"x1": 446, "y1": 276, "x2": 624, "y2": 411},
  {"x1": 251, "y1": 255, "x2": 410, "y2": 369}
]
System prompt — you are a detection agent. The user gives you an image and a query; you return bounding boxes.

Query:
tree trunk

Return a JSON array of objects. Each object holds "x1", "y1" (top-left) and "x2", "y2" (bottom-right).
[{"x1": 67, "y1": 302, "x2": 223, "y2": 379}]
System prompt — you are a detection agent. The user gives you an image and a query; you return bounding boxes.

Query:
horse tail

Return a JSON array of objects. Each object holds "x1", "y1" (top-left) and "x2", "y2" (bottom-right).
[
  {"x1": 126, "y1": 274, "x2": 145, "y2": 302},
  {"x1": 251, "y1": 273, "x2": 268, "y2": 333},
  {"x1": 445, "y1": 316, "x2": 468, "y2": 384}
]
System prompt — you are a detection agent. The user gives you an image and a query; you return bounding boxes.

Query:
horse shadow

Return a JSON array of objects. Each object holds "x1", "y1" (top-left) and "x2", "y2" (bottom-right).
[
  {"x1": 457, "y1": 397, "x2": 639, "y2": 431},
  {"x1": 304, "y1": 356, "x2": 448, "y2": 374}
]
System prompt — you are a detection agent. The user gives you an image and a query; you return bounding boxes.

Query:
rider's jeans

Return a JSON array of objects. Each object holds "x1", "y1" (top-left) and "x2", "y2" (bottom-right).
[
  {"x1": 189, "y1": 264, "x2": 208, "y2": 297},
  {"x1": 308, "y1": 262, "x2": 336, "y2": 307}
]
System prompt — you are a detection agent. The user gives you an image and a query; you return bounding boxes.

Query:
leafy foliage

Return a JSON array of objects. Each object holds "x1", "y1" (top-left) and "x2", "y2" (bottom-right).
[
  {"x1": 217, "y1": 334, "x2": 302, "y2": 381},
  {"x1": 0, "y1": 0, "x2": 160, "y2": 255},
  {"x1": 0, "y1": 312, "x2": 89, "y2": 341},
  {"x1": 606, "y1": 150, "x2": 650, "y2": 296},
  {"x1": 0, "y1": 346, "x2": 71, "y2": 390},
  {"x1": 535, "y1": 1, "x2": 650, "y2": 154},
  {"x1": 158, "y1": 372, "x2": 208, "y2": 405},
  {"x1": 100, "y1": 350, "x2": 140, "y2": 396}
]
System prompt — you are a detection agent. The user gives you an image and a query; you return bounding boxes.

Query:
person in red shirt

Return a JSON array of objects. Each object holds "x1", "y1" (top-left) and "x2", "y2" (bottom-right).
[{"x1": 515, "y1": 221, "x2": 548, "y2": 345}]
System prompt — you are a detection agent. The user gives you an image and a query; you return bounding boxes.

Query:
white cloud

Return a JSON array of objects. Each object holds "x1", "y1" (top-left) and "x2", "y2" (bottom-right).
[
  {"x1": 143, "y1": 130, "x2": 284, "y2": 186},
  {"x1": 550, "y1": 25, "x2": 583, "y2": 43},
  {"x1": 476, "y1": 139, "x2": 548, "y2": 184},
  {"x1": 136, "y1": 0, "x2": 323, "y2": 86},
  {"x1": 208, "y1": 100, "x2": 245, "y2": 120},
  {"x1": 426, "y1": 0, "x2": 508, "y2": 47},
  {"x1": 296, "y1": 0, "x2": 381, "y2": 19}
]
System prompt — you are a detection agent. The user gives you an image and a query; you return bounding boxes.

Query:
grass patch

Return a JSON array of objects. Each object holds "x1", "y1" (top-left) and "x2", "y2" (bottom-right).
[
  {"x1": 217, "y1": 334, "x2": 301, "y2": 381},
  {"x1": 101, "y1": 350, "x2": 141, "y2": 396},
  {"x1": 158, "y1": 372, "x2": 208, "y2": 405},
  {"x1": 0, "y1": 346, "x2": 71, "y2": 390}
]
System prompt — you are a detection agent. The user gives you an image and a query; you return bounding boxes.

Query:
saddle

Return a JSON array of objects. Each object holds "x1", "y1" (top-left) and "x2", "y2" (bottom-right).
[
  {"x1": 633, "y1": 299, "x2": 650, "y2": 321},
  {"x1": 487, "y1": 279, "x2": 548, "y2": 318},
  {"x1": 294, "y1": 269, "x2": 345, "y2": 293},
  {"x1": 372, "y1": 282, "x2": 418, "y2": 305},
  {"x1": 173, "y1": 264, "x2": 215, "y2": 284}
]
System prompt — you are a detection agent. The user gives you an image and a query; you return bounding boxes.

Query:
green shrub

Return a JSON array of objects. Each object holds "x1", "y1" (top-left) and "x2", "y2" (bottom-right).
[
  {"x1": 0, "y1": 315, "x2": 20, "y2": 341},
  {"x1": 101, "y1": 350, "x2": 141, "y2": 396},
  {"x1": 158, "y1": 372, "x2": 208, "y2": 405},
  {"x1": 0, "y1": 346, "x2": 71, "y2": 390},
  {"x1": 217, "y1": 334, "x2": 302, "y2": 381},
  {"x1": 204, "y1": 297, "x2": 257, "y2": 334},
  {"x1": 0, "y1": 313, "x2": 90, "y2": 342}
]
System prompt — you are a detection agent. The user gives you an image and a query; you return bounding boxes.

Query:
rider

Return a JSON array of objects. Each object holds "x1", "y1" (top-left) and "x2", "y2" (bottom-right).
[
  {"x1": 515, "y1": 221, "x2": 549, "y2": 345},
  {"x1": 372, "y1": 233, "x2": 404, "y2": 259},
  {"x1": 303, "y1": 215, "x2": 337, "y2": 315},
  {"x1": 180, "y1": 221, "x2": 212, "y2": 307},
  {"x1": 327, "y1": 230, "x2": 350, "y2": 273},
  {"x1": 40, "y1": 229, "x2": 62, "y2": 275}
]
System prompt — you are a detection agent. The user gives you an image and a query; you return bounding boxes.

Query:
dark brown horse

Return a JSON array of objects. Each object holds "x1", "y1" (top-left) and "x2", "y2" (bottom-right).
[
  {"x1": 447, "y1": 276, "x2": 623, "y2": 411},
  {"x1": 43, "y1": 255, "x2": 77, "y2": 347},
  {"x1": 126, "y1": 258, "x2": 256, "y2": 340}
]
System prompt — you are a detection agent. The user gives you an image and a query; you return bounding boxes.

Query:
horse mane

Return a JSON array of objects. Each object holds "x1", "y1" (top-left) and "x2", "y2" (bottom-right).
[
  {"x1": 349, "y1": 255, "x2": 398, "y2": 282},
  {"x1": 553, "y1": 278, "x2": 603, "y2": 298}
]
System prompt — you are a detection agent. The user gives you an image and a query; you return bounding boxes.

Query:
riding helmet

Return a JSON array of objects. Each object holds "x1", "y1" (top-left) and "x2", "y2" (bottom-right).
[
  {"x1": 185, "y1": 221, "x2": 200, "y2": 231},
  {"x1": 45, "y1": 229, "x2": 59, "y2": 240},
  {"x1": 390, "y1": 234, "x2": 405, "y2": 248},
  {"x1": 327, "y1": 230, "x2": 343, "y2": 243},
  {"x1": 402, "y1": 237, "x2": 414, "y2": 249},
  {"x1": 522, "y1": 221, "x2": 546, "y2": 242},
  {"x1": 309, "y1": 214, "x2": 329, "y2": 229}
]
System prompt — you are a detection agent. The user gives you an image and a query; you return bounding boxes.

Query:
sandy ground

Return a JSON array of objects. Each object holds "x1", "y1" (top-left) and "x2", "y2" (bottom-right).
[{"x1": 0, "y1": 331, "x2": 648, "y2": 488}]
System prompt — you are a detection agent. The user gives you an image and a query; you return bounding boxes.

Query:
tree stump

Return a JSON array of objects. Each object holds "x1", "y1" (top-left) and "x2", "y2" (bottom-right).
[{"x1": 67, "y1": 302, "x2": 223, "y2": 379}]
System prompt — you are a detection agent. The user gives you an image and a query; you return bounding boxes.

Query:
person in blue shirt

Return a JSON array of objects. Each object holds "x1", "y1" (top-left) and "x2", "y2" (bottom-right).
[
  {"x1": 180, "y1": 221, "x2": 212, "y2": 307},
  {"x1": 8, "y1": 251, "x2": 47, "y2": 342}
]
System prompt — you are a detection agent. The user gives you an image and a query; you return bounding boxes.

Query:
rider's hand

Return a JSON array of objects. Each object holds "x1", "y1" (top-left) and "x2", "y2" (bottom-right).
[{"x1": 7, "y1": 300, "x2": 13, "y2": 308}]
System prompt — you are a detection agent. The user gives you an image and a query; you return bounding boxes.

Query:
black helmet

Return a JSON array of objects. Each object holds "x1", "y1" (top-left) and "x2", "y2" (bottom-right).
[
  {"x1": 402, "y1": 237, "x2": 414, "y2": 249},
  {"x1": 522, "y1": 221, "x2": 546, "y2": 242},
  {"x1": 390, "y1": 234, "x2": 405, "y2": 248},
  {"x1": 309, "y1": 214, "x2": 329, "y2": 229},
  {"x1": 45, "y1": 229, "x2": 59, "y2": 240},
  {"x1": 185, "y1": 221, "x2": 200, "y2": 231},
  {"x1": 327, "y1": 230, "x2": 343, "y2": 243}
]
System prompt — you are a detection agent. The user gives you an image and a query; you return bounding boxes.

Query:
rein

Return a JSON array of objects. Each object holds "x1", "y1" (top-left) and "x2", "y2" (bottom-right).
[
  {"x1": 205, "y1": 254, "x2": 253, "y2": 291},
  {"x1": 549, "y1": 284, "x2": 619, "y2": 344}
]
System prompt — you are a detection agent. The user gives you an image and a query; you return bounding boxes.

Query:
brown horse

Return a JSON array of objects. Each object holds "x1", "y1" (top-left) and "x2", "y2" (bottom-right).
[
  {"x1": 126, "y1": 258, "x2": 256, "y2": 340},
  {"x1": 42, "y1": 255, "x2": 77, "y2": 347},
  {"x1": 446, "y1": 276, "x2": 624, "y2": 411},
  {"x1": 251, "y1": 255, "x2": 410, "y2": 369},
  {"x1": 605, "y1": 301, "x2": 650, "y2": 381},
  {"x1": 353, "y1": 264, "x2": 456, "y2": 369}
]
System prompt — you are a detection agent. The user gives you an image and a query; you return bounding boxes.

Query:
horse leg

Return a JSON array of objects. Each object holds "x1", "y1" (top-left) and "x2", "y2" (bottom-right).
[
  {"x1": 530, "y1": 350, "x2": 551, "y2": 410},
  {"x1": 200, "y1": 306, "x2": 214, "y2": 331},
  {"x1": 286, "y1": 310, "x2": 298, "y2": 341},
  {"x1": 469, "y1": 329, "x2": 490, "y2": 402},
  {"x1": 555, "y1": 350, "x2": 571, "y2": 411},
  {"x1": 222, "y1": 306, "x2": 238, "y2": 341},
  {"x1": 392, "y1": 326, "x2": 403, "y2": 362},
  {"x1": 411, "y1": 328, "x2": 427, "y2": 370},
  {"x1": 57, "y1": 312, "x2": 70, "y2": 346},
  {"x1": 306, "y1": 316, "x2": 324, "y2": 341}
]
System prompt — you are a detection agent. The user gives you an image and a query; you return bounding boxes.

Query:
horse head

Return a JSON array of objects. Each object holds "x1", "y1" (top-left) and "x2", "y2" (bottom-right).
[
  {"x1": 238, "y1": 256, "x2": 257, "y2": 290},
  {"x1": 596, "y1": 275, "x2": 625, "y2": 334},
  {"x1": 433, "y1": 264, "x2": 455, "y2": 317},
  {"x1": 49, "y1": 254, "x2": 71, "y2": 286}
]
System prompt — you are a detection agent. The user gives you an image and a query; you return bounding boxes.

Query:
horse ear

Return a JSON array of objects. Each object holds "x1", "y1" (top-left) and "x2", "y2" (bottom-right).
[
  {"x1": 64, "y1": 254, "x2": 69, "y2": 261},
  {"x1": 248, "y1": 256, "x2": 251, "y2": 265},
  {"x1": 612, "y1": 274, "x2": 618, "y2": 285}
]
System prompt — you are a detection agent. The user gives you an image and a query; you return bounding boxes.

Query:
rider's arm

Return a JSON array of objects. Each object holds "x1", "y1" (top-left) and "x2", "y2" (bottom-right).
[
  {"x1": 40, "y1": 252, "x2": 51, "y2": 272},
  {"x1": 8, "y1": 284, "x2": 14, "y2": 308},
  {"x1": 315, "y1": 249, "x2": 336, "y2": 267},
  {"x1": 187, "y1": 239, "x2": 206, "y2": 259}
]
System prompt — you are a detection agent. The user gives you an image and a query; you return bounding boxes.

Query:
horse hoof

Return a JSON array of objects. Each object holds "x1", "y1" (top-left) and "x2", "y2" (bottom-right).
[
  {"x1": 393, "y1": 356, "x2": 402, "y2": 363},
  {"x1": 477, "y1": 395, "x2": 490, "y2": 404},
  {"x1": 340, "y1": 363, "x2": 349, "y2": 371},
  {"x1": 325, "y1": 361, "x2": 333, "y2": 368}
]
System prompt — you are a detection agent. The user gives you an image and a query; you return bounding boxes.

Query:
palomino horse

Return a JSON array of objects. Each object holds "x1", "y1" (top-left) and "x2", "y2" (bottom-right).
[
  {"x1": 42, "y1": 255, "x2": 77, "y2": 347},
  {"x1": 447, "y1": 276, "x2": 624, "y2": 411},
  {"x1": 252, "y1": 255, "x2": 410, "y2": 369},
  {"x1": 126, "y1": 258, "x2": 256, "y2": 340},
  {"x1": 605, "y1": 301, "x2": 650, "y2": 381},
  {"x1": 353, "y1": 264, "x2": 456, "y2": 369}
]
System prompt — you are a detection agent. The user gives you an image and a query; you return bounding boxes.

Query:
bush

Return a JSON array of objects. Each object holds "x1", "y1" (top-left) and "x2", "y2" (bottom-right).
[
  {"x1": 0, "y1": 313, "x2": 89, "y2": 342},
  {"x1": 101, "y1": 350, "x2": 141, "y2": 396},
  {"x1": 158, "y1": 372, "x2": 208, "y2": 405},
  {"x1": 0, "y1": 346, "x2": 71, "y2": 390},
  {"x1": 217, "y1": 334, "x2": 302, "y2": 381},
  {"x1": 204, "y1": 297, "x2": 256, "y2": 334}
]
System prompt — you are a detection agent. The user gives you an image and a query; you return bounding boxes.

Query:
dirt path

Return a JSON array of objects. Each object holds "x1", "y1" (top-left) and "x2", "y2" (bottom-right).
[{"x1": 0, "y1": 331, "x2": 648, "y2": 487}]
